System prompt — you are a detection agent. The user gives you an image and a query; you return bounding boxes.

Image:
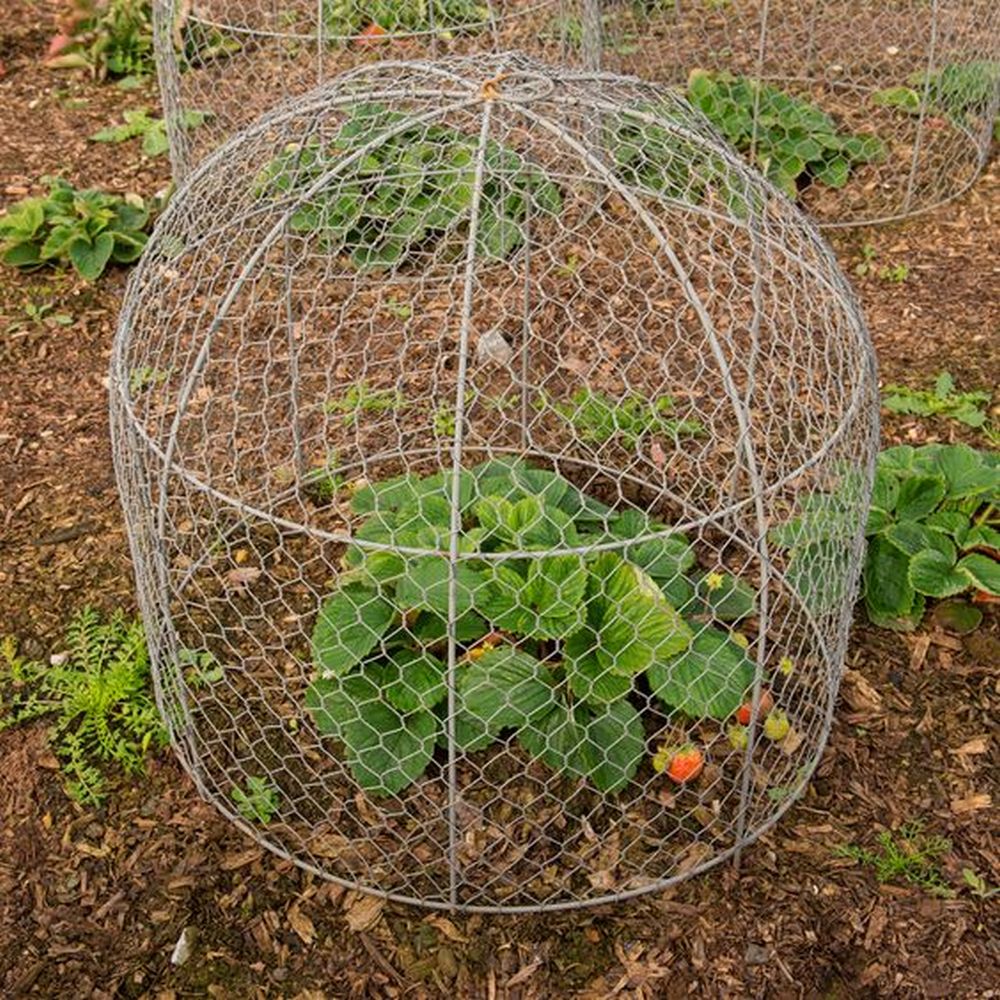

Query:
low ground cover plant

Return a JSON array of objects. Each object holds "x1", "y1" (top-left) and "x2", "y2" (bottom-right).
[
  {"x1": 255, "y1": 102, "x2": 562, "y2": 270},
  {"x1": 303, "y1": 458, "x2": 788, "y2": 798},
  {"x1": 91, "y1": 106, "x2": 209, "y2": 157},
  {"x1": 46, "y1": 0, "x2": 155, "y2": 82},
  {"x1": 686, "y1": 69, "x2": 885, "y2": 198},
  {"x1": 774, "y1": 444, "x2": 999, "y2": 631},
  {"x1": 321, "y1": 0, "x2": 490, "y2": 36},
  {"x1": 1, "y1": 608, "x2": 166, "y2": 804},
  {"x1": 873, "y1": 60, "x2": 1000, "y2": 140},
  {"x1": 882, "y1": 371, "x2": 992, "y2": 430},
  {"x1": 0, "y1": 177, "x2": 150, "y2": 281}
]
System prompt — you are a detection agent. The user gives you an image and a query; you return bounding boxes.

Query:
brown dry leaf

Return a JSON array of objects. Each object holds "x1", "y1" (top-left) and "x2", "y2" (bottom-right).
[
  {"x1": 953, "y1": 738, "x2": 988, "y2": 756},
  {"x1": 505, "y1": 959, "x2": 543, "y2": 988},
  {"x1": 291, "y1": 992, "x2": 326, "y2": 1000},
  {"x1": 843, "y1": 670, "x2": 883, "y2": 713},
  {"x1": 344, "y1": 892, "x2": 384, "y2": 932},
  {"x1": 863, "y1": 903, "x2": 887, "y2": 951},
  {"x1": 225, "y1": 566, "x2": 261, "y2": 591},
  {"x1": 951, "y1": 793, "x2": 992, "y2": 814},
  {"x1": 220, "y1": 848, "x2": 263, "y2": 871},
  {"x1": 781, "y1": 726, "x2": 805, "y2": 755},
  {"x1": 288, "y1": 903, "x2": 316, "y2": 946},
  {"x1": 310, "y1": 833, "x2": 350, "y2": 858},
  {"x1": 425, "y1": 915, "x2": 468, "y2": 943},
  {"x1": 909, "y1": 634, "x2": 931, "y2": 669},
  {"x1": 675, "y1": 841, "x2": 713, "y2": 877}
]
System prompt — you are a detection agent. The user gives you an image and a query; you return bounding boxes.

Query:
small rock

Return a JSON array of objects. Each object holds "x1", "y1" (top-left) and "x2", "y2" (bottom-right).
[
  {"x1": 170, "y1": 926, "x2": 197, "y2": 966},
  {"x1": 476, "y1": 329, "x2": 513, "y2": 365},
  {"x1": 744, "y1": 943, "x2": 770, "y2": 966}
]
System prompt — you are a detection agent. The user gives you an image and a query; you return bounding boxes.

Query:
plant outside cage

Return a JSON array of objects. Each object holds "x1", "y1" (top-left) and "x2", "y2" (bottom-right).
[
  {"x1": 599, "y1": 0, "x2": 1000, "y2": 226},
  {"x1": 110, "y1": 53, "x2": 879, "y2": 911},
  {"x1": 152, "y1": 0, "x2": 582, "y2": 180}
]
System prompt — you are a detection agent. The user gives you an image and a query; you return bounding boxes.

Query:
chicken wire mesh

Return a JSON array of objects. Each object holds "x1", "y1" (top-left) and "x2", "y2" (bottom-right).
[
  {"x1": 153, "y1": 0, "x2": 585, "y2": 180},
  {"x1": 598, "y1": 0, "x2": 1000, "y2": 225},
  {"x1": 110, "y1": 53, "x2": 879, "y2": 911}
]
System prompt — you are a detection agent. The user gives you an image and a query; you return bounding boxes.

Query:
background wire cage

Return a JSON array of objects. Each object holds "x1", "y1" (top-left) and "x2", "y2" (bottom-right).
[
  {"x1": 111, "y1": 53, "x2": 879, "y2": 911},
  {"x1": 598, "y1": 0, "x2": 1000, "y2": 226},
  {"x1": 153, "y1": 0, "x2": 583, "y2": 180}
]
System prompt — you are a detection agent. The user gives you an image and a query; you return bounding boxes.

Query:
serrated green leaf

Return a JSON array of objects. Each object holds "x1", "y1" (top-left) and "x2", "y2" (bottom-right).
[
  {"x1": 957, "y1": 553, "x2": 1000, "y2": 595},
  {"x1": 647, "y1": 626, "x2": 754, "y2": 720},
  {"x1": 311, "y1": 583, "x2": 396, "y2": 677},
  {"x1": 397, "y1": 557, "x2": 486, "y2": 615},
  {"x1": 908, "y1": 549, "x2": 969, "y2": 598},
  {"x1": 383, "y1": 648, "x2": 446, "y2": 713},
  {"x1": 518, "y1": 700, "x2": 643, "y2": 793},
  {"x1": 67, "y1": 232, "x2": 115, "y2": 281},
  {"x1": 455, "y1": 648, "x2": 554, "y2": 751},
  {"x1": 697, "y1": 571, "x2": 756, "y2": 621},
  {"x1": 864, "y1": 536, "x2": 915, "y2": 616},
  {"x1": 894, "y1": 474, "x2": 946, "y2": 521},
  {"x1": 588, "y1": 553, "x2": 692, "y2": 676}
]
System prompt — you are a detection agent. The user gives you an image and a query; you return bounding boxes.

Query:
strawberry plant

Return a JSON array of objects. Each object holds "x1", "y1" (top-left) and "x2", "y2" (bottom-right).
[
  {"x1": 882, "y1": 371, "x2": 992, "y2": 430},
  {"x1": 46, "y1": 0, "x2": 155, "y2": 82},
  {"x1": 873, "y1": 61, "x2": 1000, "y2": 140},
  {"x1": 255, "y1": 103, "x2": 562, "y2": 270},
  {"x1": 773, "y1": 444, "x2": 999, "y2": 631},
  {"x1": 90, "y1": 107, "x2": 209, "y2": 157},
  {"x1": 545, "y1": 388, "x2": 704, "y2": 450},
  {"x1": 321, "y1": 0, "x2": 490, "y2": 36},
  {"x1": 0, "y1": 177, "x2": 150, "y2": 281},
  {"x1": 305, "y1": 458, "x2": 762, "y2": 797},
  {"x1": 686, "y1": 69, "x2": 885, "y2": 198}
]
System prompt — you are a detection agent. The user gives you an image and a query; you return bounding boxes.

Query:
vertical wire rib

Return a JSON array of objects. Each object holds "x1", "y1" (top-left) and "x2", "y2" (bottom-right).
[{"x1": 445, "y1": 96, "x2": 495, "y2": 909}]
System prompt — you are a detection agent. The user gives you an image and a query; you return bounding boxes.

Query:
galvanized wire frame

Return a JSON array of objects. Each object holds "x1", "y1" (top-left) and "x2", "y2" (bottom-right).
[
  {"x1": 111, "y1": 54, "x2": 879, "y2": 911},
  {"x1": 153, "y1": 0, "x2": 583, "y2": 180},
  {"x1": 598, "y1": 0, "x2": 1000, "y2": 226}
]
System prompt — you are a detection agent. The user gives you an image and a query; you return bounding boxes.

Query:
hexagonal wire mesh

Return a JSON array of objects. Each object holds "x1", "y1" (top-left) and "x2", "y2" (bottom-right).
[
  {"x1": 110, "y1": 53, "x2": 880, "y2": 911},
  {"x1": 153, "y1": 0, "x2": 591, "y2": 180},
  {"x1": 598, "y1": 0, "x2": 1000, "y2": 225}
]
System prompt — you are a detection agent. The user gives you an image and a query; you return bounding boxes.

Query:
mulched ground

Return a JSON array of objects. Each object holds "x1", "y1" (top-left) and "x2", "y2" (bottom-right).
[{"x1": 1, "y1": 1, "x2": 998, "y2": 997}]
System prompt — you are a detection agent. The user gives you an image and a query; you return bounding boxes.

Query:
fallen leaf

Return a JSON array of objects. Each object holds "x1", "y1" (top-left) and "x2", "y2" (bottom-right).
[
  {"x1": 951, "y1": 793, "x2": 991, "y2": 814},
  {"x1": 220, "y1": 848, "x2": 263, "y2": 870},
  {"x1": 506, "y1": 959, "x2": 542, "y2": 988},
  {"x1": 225, "y1": 566, "x2": 261, "y2": 591},
  {"x1": 344, "y1": 893, "x2": 384, "y2": 932},
  {"x1": 953, "y1": 738, "x2": 988, "y2": 756},
  {"x1": 288, "y1": 904, "x2": 316, "y2": 946},
  {"x1": 425, "y1": 915, "x2": 468, "y2": 943}
]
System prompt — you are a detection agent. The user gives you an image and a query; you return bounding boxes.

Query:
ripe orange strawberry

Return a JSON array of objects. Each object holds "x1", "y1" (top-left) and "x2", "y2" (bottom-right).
[
  {"x1": 355, "y1": 23, "x2": 387, "y2": 46},
  {"x1": 662, "y1": 745, "x2": 704, "y2": 784},
  {"x1": 735, "y1": 689, "x2": 774, "y2": 725}
]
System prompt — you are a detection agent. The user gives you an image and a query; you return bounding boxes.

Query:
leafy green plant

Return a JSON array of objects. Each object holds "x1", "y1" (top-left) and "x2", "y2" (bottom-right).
[
  {"x1": 324, "y1": 381, "x2": 406, "y2": 426},
  {"x1": 4, "y1": 297, "x2": 73, "y2": 337},
  {"x1": 255, "y1": 103, "x2": 562, "y2": 270},
  {"x1": 873, "y1": 60, "x2": 1000, "y2": 139},
  {"x1": 46, "y1": 0, "x2": 155, "y2": 82},
  {"x1": 231, "y1": 776, "x2": 281, "y2": 823},
  {"x1": 773, "y1": 444, "x2": 999, "y2": 631},
  {"x1": 0, "y1": 609, "x2": 167, "y2": 804},
  {"x1": 962, "y1": 867, "x2": 999, "y2": 900},
  {"x1": 854, "y1": 243, "x2": 910, "y2": 283},
  {"x1": 0, "y1": 177, "x2": 150, "y2": 281},
  {"x1": 91, "y1": 107, "x2": 209, "y2": 157},
  {"x1": 305, "y1": 458, "x2": 762, "y2": 798},
  {"x1": 320, "y1": 0, "x2": 489, "y2": 35},
  {"x1": 836, "y1": 821, "x2": 953, "y2": 896},
  {"x1": 686, "y1": 69, "x2": 885, "y2": 198},
  {"x1": 544, "y1": 388, "x2": 704, "y2": 450},
  {"x1": 883, "y1": 372, "x2": 992, "y2": 430}
]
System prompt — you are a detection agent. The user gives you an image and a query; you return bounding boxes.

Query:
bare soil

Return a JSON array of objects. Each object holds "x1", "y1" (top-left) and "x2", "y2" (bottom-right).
[{"x1": 1, "y1": 1, "x2": 998, "y2": 997}]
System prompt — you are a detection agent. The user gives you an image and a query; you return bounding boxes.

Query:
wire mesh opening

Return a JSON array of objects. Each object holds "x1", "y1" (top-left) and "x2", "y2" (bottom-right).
[{"x1": 111, "y1": 54, "x2": 878, "y2": 911}]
